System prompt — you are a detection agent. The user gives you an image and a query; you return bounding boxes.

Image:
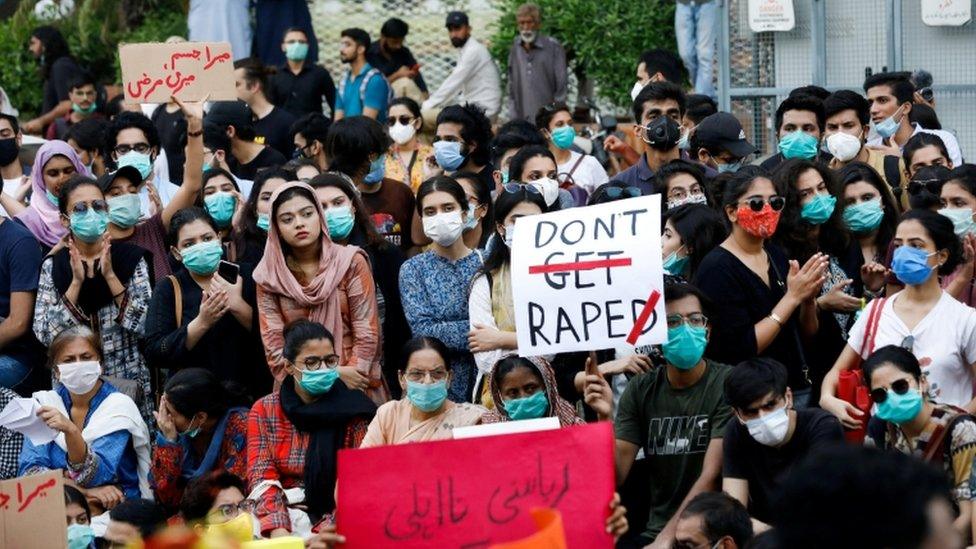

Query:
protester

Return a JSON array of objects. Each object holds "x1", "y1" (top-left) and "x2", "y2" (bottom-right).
[
  {"x1": 151, "y1": 100, "x2": 188, "y2": 186},
  {"x1": 939, "y1": 164, "x2": 976, "y2": 306},
  {"x1": 366, "y1": 18, "x2": 428, "y2": 103},
  {"x1": 0, "y1": 114, "x2": 27, "y2": 194},
  {"x1": 65, "y1": 485, "x2": 95, "y2": 549},
  {"x1": 66, "y1": 118, "x2": 109, "y2": 177},
  {"x1": 237, "y1": 167, "x2": 293, "y2": 258},
  {"x1": 102, "y1": 499, "x2": 166, "y2": 546},
  {"x1": 904, "y1": 132, "x2": 954, "y2": 180},
  {"x1": 254, "y1": 0, "x2": 319, "y2": 67},
  {"x1": 837, "y1": 162, "x2": 899, "y2": 273},
  {"x1": 235, "y1": 58, "x2": 298, "y2": 158},
  {"x1": 291, "y1": 112, "x2": 332, "y2": 171},
  {"x1": 662, "y1": 203, "x2": 726, "y2": 279},
  {"x1": 150, "y1": 368, "x2": 250, "y2": 512},
  {"x1": 400, "y1": 176, "x2": 483, "y2": 401},
  {"x1": 0, "y1": 386, "x2": 24, "y2": 477},
  {"x1": 655, "y1": 159, "x2": 708, "y2": 210},
  {"x1": 537, "y1": 102, "x2": 608, "y2": 196},
  {"x1": 269, "y1": 27, "x2": 336, "y2": 118},
  {"x1": 334, "y1": 28, "x2": 390, "y2": 121},
  {"x1": 205, "y1": 101, "x2": 287, "y2": 181},
  {"x1": 288, "y1": 158, "x2": 322, "y2": 182},
  {"x1": 610, "y1": 82, "x2": 686, "y2": 194},
  {"x1": 107, "y1": 111, "x2": 183, "y2": 214},
  {"x1": 195, "y1": 169, "x2": 253, "y2": 261},
  {"x1": 422, "y1": 11, "x2": 502, "y2": 123},
  {"x1": 23, "y1": 26, "x2": 82, "y2": 135},
  {"x1": 507, "y1": 144, "x2": 572, "y2": 211},
  {"x1": 507, "y1": 3, "x2": 567, "y2": 121},
  {"x1": 46, "y1": 72, "x2": 101, "y2": 141},
  {"x1": 449, "y1": 170, "x2": 493, "y2": 250},
  {"x1": 247, "y1": 320, "x2": 376, "y2": 537},
  {"x1": 20, "y1": 327, "x2": 152, "y2": 507},
  {"x1": 759, "y1": 95, "x2": 828, "y2": 171},
  {"x1": 489, "y1": 119, "x2": 547, "y2": 190},
  {"x1": 179, "y1": 470, "x2": 252, "y2": 525},
  {"x1": 690, "y1": 112, "x2": 758, "y2": 176},
  {"x1": 432, "y1": 103, "x2": 496, "y2": 191},
  {"x1": 384, "y1": 97, "x2": 432, "y2": 193},
  {"x1": 673, "y1": 492, "x2": 753, "y2": 549},
  {"x1": 906, "y1": 164, "x2": 952, "y2": 212}
]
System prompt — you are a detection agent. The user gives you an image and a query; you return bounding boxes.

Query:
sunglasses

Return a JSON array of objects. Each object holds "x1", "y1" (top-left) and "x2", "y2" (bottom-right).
[
  {"x1": 908, "y1": 179, "x2": 942, "y2": 196},
  {"x1": 386, "y1": 115, "x2": 415, "y2": 126},
  {"x1": 502, "y1": 183, "x2": 542, "y2": 196},
  {"x1": 71, "y1": 200, "x2": 108, "y2": 214},
  {"x1": 739, "y1": 196, "x2": 786, "y2": 212},
  {"x1": 870, "y1": 378, "x2": 912, "y2": 404},
  {"x1": 603, "y1": 186, "x2": 642, "y2": 199}
]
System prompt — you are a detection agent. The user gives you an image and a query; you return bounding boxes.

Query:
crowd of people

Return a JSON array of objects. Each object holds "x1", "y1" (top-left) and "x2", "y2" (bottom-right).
[{"x1": 0, "y1": 3, "x2": 973, "y2": 548}]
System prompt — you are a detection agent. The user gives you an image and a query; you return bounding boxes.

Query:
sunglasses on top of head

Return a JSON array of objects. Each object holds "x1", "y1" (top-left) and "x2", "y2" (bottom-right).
[
  {"x1": 870, "y1": 378, "x2": 912, "y2": 404},
  {"x1": 739, "y1": 196, "x2": 786, "y2": 212},
  {"x1": 907, "y1": 179, "x2": 942, "y2": 196}
]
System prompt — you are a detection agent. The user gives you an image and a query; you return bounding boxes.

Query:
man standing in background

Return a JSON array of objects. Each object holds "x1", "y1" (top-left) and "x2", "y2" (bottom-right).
[
  {"x1": 506, "y1": 3, "x2": 567, "y2": 121},
  {"x1": 675, "y1": 0, "x2": 718, "y2": 99}
]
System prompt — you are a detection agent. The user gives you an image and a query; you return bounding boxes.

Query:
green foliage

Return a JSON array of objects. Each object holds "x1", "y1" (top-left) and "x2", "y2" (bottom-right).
[
  {"x1": 0, "y1": 0, "x2": 186, "y2": 119},
  {"x1": 489, "y1": 0, "x2": 676, "y2": 113}
]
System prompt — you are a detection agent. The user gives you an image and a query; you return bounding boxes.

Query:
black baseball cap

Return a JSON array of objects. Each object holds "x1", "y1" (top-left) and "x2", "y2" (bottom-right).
[
  {"x1": 205, "y1": 100, "x2": 254, "y2": 131},
  {"x1": 695, "y1": 112, "x2": 758, "y2": 158},
  {"x1": 96, "y1": 165, "x2": 143, "y2": 192},
  {"x1": 445, "y1": 11, "x2": 469, "y2": 28}
]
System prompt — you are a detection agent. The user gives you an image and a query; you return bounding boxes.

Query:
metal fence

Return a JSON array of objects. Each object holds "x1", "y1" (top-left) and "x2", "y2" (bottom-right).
[{"x1": 718, "y1": 0, "x2": 976, "y2": 160}]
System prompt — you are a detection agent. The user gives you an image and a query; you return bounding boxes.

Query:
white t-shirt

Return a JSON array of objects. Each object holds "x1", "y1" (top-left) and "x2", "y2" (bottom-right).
[
  {"x1": 847, "y1": 291, "x2": 976, "y2": 407},
  {"x1": 557, "y1": 151, "x2": 608, "y2": 195}
]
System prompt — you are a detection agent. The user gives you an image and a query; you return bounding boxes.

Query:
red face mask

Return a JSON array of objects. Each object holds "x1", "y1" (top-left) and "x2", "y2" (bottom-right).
[{"x1": 736, "y1": 204, "x2": 781, "y2": 239}]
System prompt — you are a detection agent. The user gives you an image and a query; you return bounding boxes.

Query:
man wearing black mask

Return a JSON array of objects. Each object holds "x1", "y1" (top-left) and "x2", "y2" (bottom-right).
[
  {"x1": 0, "y1": 115, "x2": 25, "y2": 197},
  {"x1": 609, "y1": 82, "x2": 685, "y2": 195}
]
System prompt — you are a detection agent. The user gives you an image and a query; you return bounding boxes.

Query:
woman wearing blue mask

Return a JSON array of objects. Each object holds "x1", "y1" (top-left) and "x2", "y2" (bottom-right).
[
  {"x1": 361, "y1": 337, "x2": 485, "y2": 447},
  {"x1": 661, "y1": 204, "x2": 727, "y2": 280},
  {"x1": 238, "y1": 167, "x2": 293, "y2": 262},
  {"x1": 65, "y1": 485, "x2": 94, "y2": 549},
  {"x1": 838, "y1": 163, "x2": 899, "y2": 273},
  {"x1": 194, "y1": 169, "x2": 261, "y2": 266},
  {"x1": 144, "y1": 207, "x2": 267, "y2": 397},
  {"x1": 821, "y1": 210, "x2": 976, "y2": 430},
  {"x1": 309, "y1": 172, "x2": 410, "y2": 397},
  {"x1": 247, "y1": 320, "x2": 376, "y2": 538},
  {"x1": 938, "y1": 165, "x2": 976, "y2": 307},
  {"x1": 863, "y1": 344, "x2": 976, "y2": 540},
  {"x1": 150, "y1": 368, "x2": 251, "y2": 514},
  {"x1": 33, "y1": 176, "x2": 155, "y2": 424}
]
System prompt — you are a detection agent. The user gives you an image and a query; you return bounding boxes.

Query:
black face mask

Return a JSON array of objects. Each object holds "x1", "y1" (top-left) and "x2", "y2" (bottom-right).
[
  {"x1": 0, "y1": 138, "x2": 18, "y2": 167},
  {"x1": 641, "y1": 116, "x2": 681, "y2": 151}
]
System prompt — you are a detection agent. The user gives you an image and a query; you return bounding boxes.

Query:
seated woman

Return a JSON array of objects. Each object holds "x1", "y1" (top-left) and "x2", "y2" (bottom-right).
[
  {"x1": 150, "y1": 368, "x2": 250, "y2": 513},
  {"x1": 65, "y1": 485, "x2": 95, "y2": 549},
  {"x1": 20, "y1": 327, "x2": 152, "y2": 512},
  {"x1": 196, "y1": 168, "x2": 262, "y2": 266},
  {"x1": 236, "y1": 167, "x2": 295, "y2": 265},
  {"x1": 247, "y1": 320, "x2": 376, "y2": 538},
  {"x1": 144, "y1": 207, "x2": 269, "y2": 396},
  {"x1": 32, "y1": 176, "x2": 154, "y2": 423},
  {"x1": 361, "y1": 337, "x2": 485, "y2": 447},
  {"x1": 180, "y1": 470, "x2": 255, "y2": 541}
]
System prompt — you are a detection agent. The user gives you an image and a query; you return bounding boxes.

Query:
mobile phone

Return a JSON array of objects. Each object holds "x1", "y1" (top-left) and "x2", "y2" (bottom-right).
[{"x1": 217, "y1": 260, "x2": 239, "y2": 285}]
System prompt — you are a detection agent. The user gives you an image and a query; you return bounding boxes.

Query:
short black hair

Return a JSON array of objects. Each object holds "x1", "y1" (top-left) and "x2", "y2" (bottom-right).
[
  {"x1": 863, "y1": 71, "x2": 915, "y2": 105},
  {"x1": 789, "y1": 85, "x2": 831, "y2": 101},
  {"x1": 437, "y1": 103, "x2": 493, "y2": 167},
  {"x1": 203, "y1": 122, "x2": 231, "y2": 156},
  {"x1": 724, "y1": 357, "x2": 789, "y2": 409},
  {"x1": 416, "y1": 175, "x2": 468, "y2": 216},
  {"x1": 291, "y1": 112, "x2": 332, "y2": 145},
  {"x1": 903, "y1": 132, "x2": 950, "y2": 168},
  {"x1": 282, "y1": 27, "x2": 308, "y2": 41},
  {"x1": 823, "y1": 90, "x2": 870, "y2": 126},
  {"x1": 680, "y1": 492, "x2": 753, "y2": 547},
  {"x1": 900, "y1": 208, "x2": 962, "y2": 276},
  {"x1": 654, "y1": 159, "x2": 706, "y2": 196},
  {"x1": 234, "y1": 57, "x2": 274, "y2": 92},
  {"x1": 632, "y1": 81, "x2": 687, "y2": 122},
  {"x1": 65, "y1": 117, "x2": 107, "y2": 152},
  {"x1": 638, "y1": 48, "x2": 687, "y2": 85},
  {"x1": 862, "y1": 345, "x2": 922, "y2": 387},
  {"x1": 381, "y1": 18, "x2": 409, "y2": 39},
  {"x1": 720, "y1": 167, "x2": 774, "y2": 211},
  {"x1": 535, "y1": 102, "x2": 570, "y2": 131},
  {"x1": 507, "y1": 144, "x2": 555, "y2": 183},
  {"x1": 774, "y1": 94, "x2": 825, "y2": 133},
  {"x1": 685, "y1": 94, "x2": 718, "y2": 125},
  {"x1": 64, "y1": 485, "x2": 91, "y2": 520},
  {"x1": 490, "y1": 120, "x2": 546, "y2": 167},
  {"x1": 908, "y1": 103, "x2": 941, "y2": 131},
  {"x1": 0, "y1": 113, "x2": 19, "y2": 135},
  {"x1": 341, "y1": 28, "x2": 371, "y2": 50},
  {"x1": 326, "y1": 115, "x2": 390, "y2": 179},
  {"x1": 58, "y1": 176, "x2": 101, "y2": 216},
  {"x1": 180, "y1": 470, "x2": 247, "y2": 522},
  {"x1": 108, "y1": 499, "x2": 165, "y2": 538},
  {"x1": 282, "y1": 320, "x2": 336, "y2": 363},
  {"x1": 390, "y1": 96, "x2": 421, "y2": 119},
  {"x1": 105, "y1": 111, "x2": 160, "y2": 160},
  {"x1": 66, "y1": 71, "x2": 96, "y2": 93},
  {"x1": 663, "y1": 281, "x2": 713, "y2": 317}
]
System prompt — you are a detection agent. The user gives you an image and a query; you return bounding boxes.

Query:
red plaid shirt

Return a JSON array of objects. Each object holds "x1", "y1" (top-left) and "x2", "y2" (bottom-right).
[{"x1": 247, "y1": 391, "x2": 368, "y2": 535}]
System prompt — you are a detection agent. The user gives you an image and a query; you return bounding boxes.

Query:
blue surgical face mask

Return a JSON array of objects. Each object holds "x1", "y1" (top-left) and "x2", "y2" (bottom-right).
[
  {"x1": 875, "y1": 105, "x2": 905, "y2": 139},
  {"x1": 180, "y1": 240, "x2": 223, "y2": 276},
  {"x1": 843, "y1": 198, "x2": 884, "y2": 233},
  {"x1": 204, "y1": 192, "x2": 236, "y2": 227},
  {"x1": 800, "y1": 193, "x2": 837, "y2": 225},
  {"x1": 67, "y1": 524, "x2": 95, "y2": 549},
  {"x1": 778, "y1": 131, "x2": 820, "y2": 160},
  {"x1": 663, "y1": 246, "x2": 689, "y2": 276},
  {"x1": 299, "y1": 368, "x2": 340, "y2": 395},
  {"x1": 364, "y1": 154, "x2": 386, "y2": 184},
  {"x1": 875, "y1": 387, "x2": 923, "y2": 424},
  {"x1": 116, "y1": 150, "x2": 153, "y2": 181},
  {"x1": 938, "y1": 207, "x2": 976, "y2": 238},
  {"x1": 891, "y1": 245, "x2": 936, "y2": 286},
  {"x1": 325, "y1": 205, "x2": 355, "y2": 240},
  {"x1": 662, "y1": 323, "x2": 708, "y2": 370},
  {"x1": 256, "y1": 213, "x2": 270, "y2": 232},
  {"x1": 504, "y1": 390, "x2": 549, "y2": 420},
  {"x1": 463, "y1": 203, "x2": 479, "y2": 231},
  {"x1": 716, "y1": 159, "x2": 744, "y2": 174},
  {"x1": 406, "y1": 380, "x2": 448, "y2": 412},
  {"x1": 433, "y1": 140, "x2": 466, "y2": 171},
  {"x1": 285, "y1": 41, "x2": 309, "y2": 61},
  {"x1": 550, "y1": 126, "x2": 576, "y2": 150},
  {"x1": 70, "y1": 208, "x2": 109, "y2": 243},
  {"x1": 107, "y1": 193, "x2": 142, "y2": 228}
]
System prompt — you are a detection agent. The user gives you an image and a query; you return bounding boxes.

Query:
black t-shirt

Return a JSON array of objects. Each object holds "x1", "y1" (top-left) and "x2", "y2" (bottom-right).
[
  {"x1": 0, "y1": 219, "x2": 44, "y2": 365},
  {"x1": 365, "y1": 43, "x2": 428, "y2": 93},
  {"x1": 254, "y1": 106, "x2": 298, "y2": 158},
  {"x1": 43, "y1": 56, "x2": 83, "y2": 114},
  {"x1": 151, "y1": 106, "x2": 187, "y2": 185},
  {"x1": 722, "y1": 408, "x2": 843, "y2": 523},
  {"x1": 229, "y1": 146, "x2": 287, "y2": 181},
  {"x1": 269, "y1": 63, "x2": 337, "y2": 118}
]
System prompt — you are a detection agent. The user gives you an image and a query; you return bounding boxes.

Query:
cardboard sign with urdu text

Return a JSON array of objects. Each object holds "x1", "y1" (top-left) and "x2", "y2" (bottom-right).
[
  {"x1": 120, "y1": 41, "x2": 236, "y2": 103},
  {"x1": 0, "y1": 470, "x2": 66, "y2": 549}
]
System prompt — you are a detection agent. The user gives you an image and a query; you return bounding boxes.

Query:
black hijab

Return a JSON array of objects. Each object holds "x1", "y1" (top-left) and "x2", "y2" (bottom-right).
[
  {"x1": 51, "y1": 240, "x2": 151, "y2": 316},
  {"x1": 279, "y1": 376, "x2": 376, "y2": 522}
]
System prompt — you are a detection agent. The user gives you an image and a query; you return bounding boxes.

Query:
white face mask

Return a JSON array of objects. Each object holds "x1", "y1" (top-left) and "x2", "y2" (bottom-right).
[
  {"x1": 667, "y1": 193, "x2": 707, "y2": 210},
  {"x1": 58, "y1": 360, "x2": 102, "y2": 395},
  {"x1": 630, "y1": 80, "x2": 645, "y2": 101},
  {"x1": 531, "y1": 177, "x2": 559, "y2": 207},
  {"x1": 423, "y1": 210, "x2": 465, "y2": 247},
  {"x1": 503, "y1": 223, "x2": 516, "y2": 248},
  {"x1": 389, "y1": 122, "x2": 417, "y2": 146},
  {"x1": 825, "y1": 130, "x2": 863, "y2": 162},
  {"x1": 744, "y1": 405, "x2": 790, "y2": 447}
]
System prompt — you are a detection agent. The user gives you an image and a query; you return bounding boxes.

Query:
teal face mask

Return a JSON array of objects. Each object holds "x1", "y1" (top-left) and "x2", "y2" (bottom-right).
[
  {"x1": 406, "y1": 380, "x2": 448, "y2": 412},
  {"x1": 501, "y1": 171, "x2": 510, "y2": 185},
  {"x1": 843, "y1": 198, "x2": 884, "y2": 233},
  {"x1": 179, "y1": 416, "x2": 202, "y2": 438},
  {"x1": 364, "y1": 154, "x2": 386, "y2": 184},
  {"x1": 875, "y1": 387, "x2": 923, "y2": 424},
  {"x1": 117, "y1": 150, "x2": 153, "y2": 180},
  {"x1": 257, "y1": 213, "x2": 271, "y2": 232},
  {"x1": 72, "y1": 102, "x2": 97, "y2": 115},
  {"x1": 662, "y1": 324, "x2": 708, "y2": 370},
  {"x1": 107, "y1": 193, "x2": 142, "y2": 228},
  {"x1": 663, "y1": 247, "x2": 690, "y2": 276},
  {"x1": 778, "y1": 131, "x2": 819, "y2": 160},
  {"x1": 504, "y1": 390, "x2": 549, "y2": 420},
  {"x1": 939, "y1": 207, "x2": 976, "y2": 238},
  {"x1": 70, "y1": 209, "x2": 109, "y2": 243},
  {"x1": 180, "y1": 240, "x2": 223, "y2": 276},
  {"x1": 285, "y1": 41, "x2": 309, "y2": 61},
  {"x1": 46, "y1": 189, "x2": 59, "y2": 206},
  {"x1": 202, "y1": 162, "x2": 213, "y2": 172},
  {"x1": 325, "y1": 205, "x2": 355, "y2": 240},
  {"x1": 463, "y1": 203, "x2": 479, "y2": 231},
  {"x1": 551, "y1": 126, "x2": 576, "y2": 150},
  {"x1": 800, "y1": 193, "x2": 837, "y2": 225},
  {"x1": 299, "y1": 368, "x2": 340, "y2": 395},
  {"x1": 204, "y1": 192, "x2": 236, "y2": 227},
  {"x1": 67, "y1": 524, "x2": 95, "y2": 549}
]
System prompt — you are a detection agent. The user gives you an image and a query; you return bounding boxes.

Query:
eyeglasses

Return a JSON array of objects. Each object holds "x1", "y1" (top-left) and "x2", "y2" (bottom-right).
[
  {"x1": 738, "y1": 196, "x2": 786, "y2": 212},
  {"x1": 502, "y1": 183, "x2": 542, "y2": 196},
  {"x1": 210, "y1": 499, "x2": 256, "y2": 519},
  {"x1": 404, "y1": 369, "x2": 449, "y2": 383},
  {"x1": 908, "y1": 179, "x2": 942, "y2": 196},
  {"x1": 300, "y1": 354, "x2": 341, "y2": 371},
  {"x1": 665, "y1": 313, "x2": 708, "y2": 329},
  {"x1": 668, "y1": 188, "x2": 702, "y2": 200},
  {"x1": 602, "y1": 186, "x2": 642, "y2": 200},
  {"x1": 71, "y1": 200, "x2": 108, "y2": 214},
  {"x1": 114, "y1": 143, "x2": 151, "y2": 156},
  {"x1": 387, "y1": 115, "x2": 415, "y2": 126},
  {"x1": 870, "y1": 378, "x2": 913, "y2": 404}
]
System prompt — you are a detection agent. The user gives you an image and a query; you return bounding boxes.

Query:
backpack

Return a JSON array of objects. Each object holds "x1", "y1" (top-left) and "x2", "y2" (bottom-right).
[{"x1": 338, "y1": 67, "x2": 393, "y2": 112}]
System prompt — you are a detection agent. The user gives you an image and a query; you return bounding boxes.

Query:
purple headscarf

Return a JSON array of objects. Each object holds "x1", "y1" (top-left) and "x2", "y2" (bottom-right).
[{"x1": 16, "y1": 140, "x2": 92, "y2": 247}]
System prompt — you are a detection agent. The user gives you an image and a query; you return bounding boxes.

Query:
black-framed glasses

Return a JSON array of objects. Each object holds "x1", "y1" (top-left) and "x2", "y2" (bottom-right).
[
  {"x1": 870, "y1": 378, "x2": 912, "y2": 404},
  {"x1": 503, "y1": 183, "x2": 541, "y2": 196},
  {"x1": 404, "y1": 369, "x2": 449, "y2": 383},
  {"x1": 665, "y1": 313, "x2": 708, "y2": 329},
  {"x1": 301, "y1": 354, "x2": 340, "y2": 371},
  {"x1": 908, "y1": 179, "x2": 943, "y2": 196},
  {"x1": 210, "y1": 499, "x2": 256, "y2": 520},
  {"x1": 603, "y1": 186, "x2": 642, "y2": 199},
  {"x1": 71, "y1": 200, "x2": 108, "y2": 214},
  {"x1": 739, "y1": 196, "x2": 786, "y2": 212},
  {"x1": 113, "y1": 143, "x2": 151, "y2": 155},
  {"x1": 386, "y1": 115, "x2": 415, "y2": 126}
]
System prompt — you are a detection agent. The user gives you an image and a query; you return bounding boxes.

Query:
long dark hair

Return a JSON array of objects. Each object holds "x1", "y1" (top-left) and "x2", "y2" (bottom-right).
[
  {"x1": 479, "y1": 186, "x2": 547, "y2": 275},
  {"x1": 415, "y1": 175, "x2": 467, "y2": 215},
  {"x1": 164, "y1": 368, "x2": 250, "y2": 419},
  {"x1": 837, "y1": 162, "x2": 898, "y2": 255},
  {"x1": 31, "y1": 26, "x2": 71, "y2": 79},
  {"x1": 307, "y1": 172, "x2": 387, "y2": 248},
  {"x1": 240, "y1": 167, "x2": 295, "y2": 246},
  {"x1": 400, "y1": 336, "x2": 452, "y2": 372},
  {"x1": 773, "y1": 159, "x2": 850, "y2": 261},
  {"x1": 899, "y1": 209, "x2": 962, "y2": 277},
  {"x1": 166, "y1": 206, "x2": 219, "y2": 249},
  {"x1": 663, "y1": 204, "x2": 727, "y2": 277}
]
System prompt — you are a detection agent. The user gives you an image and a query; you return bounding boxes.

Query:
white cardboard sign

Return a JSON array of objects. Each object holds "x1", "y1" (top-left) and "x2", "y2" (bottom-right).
[
  {"x1": 921, "y1": 0, "x2": 972, "y2": 26},
  {"x1": 748, "y1": 0, "x2": 796, "y2": 32}
]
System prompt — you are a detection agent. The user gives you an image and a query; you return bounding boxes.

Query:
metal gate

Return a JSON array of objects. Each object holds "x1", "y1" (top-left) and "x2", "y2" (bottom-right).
[{"x1": 717, "y1": 0, "x2": 976, "y2": 160}]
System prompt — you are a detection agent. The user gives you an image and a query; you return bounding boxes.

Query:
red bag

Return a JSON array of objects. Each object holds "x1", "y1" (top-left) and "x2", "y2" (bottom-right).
[{"x1": 837, "y1": 297, "x2": 887, "y2": 444}]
